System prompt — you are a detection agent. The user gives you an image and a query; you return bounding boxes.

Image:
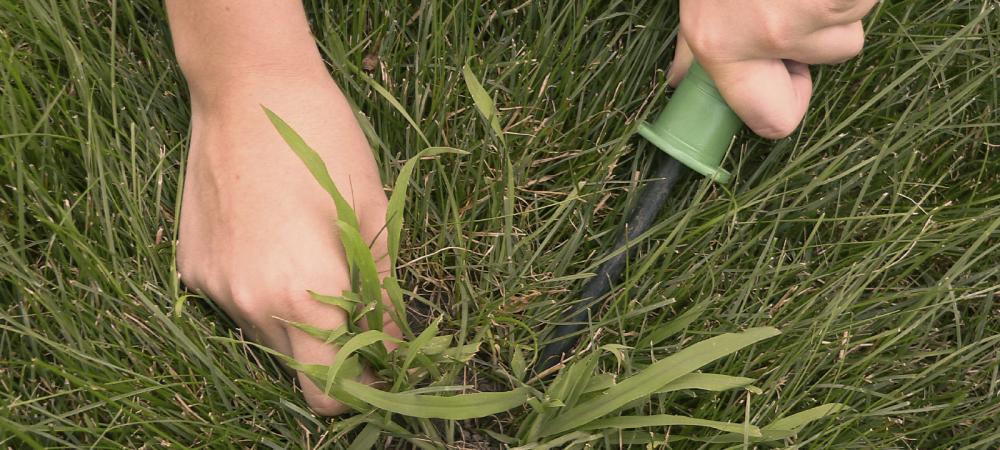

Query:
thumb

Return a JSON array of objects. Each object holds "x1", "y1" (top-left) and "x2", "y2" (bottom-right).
[
  {"x1": 667, "y1": 32, "x2": 694, "y2": 87},
  {"x1": 704, "y1": 59, "x2": 812, "y2": 139}
]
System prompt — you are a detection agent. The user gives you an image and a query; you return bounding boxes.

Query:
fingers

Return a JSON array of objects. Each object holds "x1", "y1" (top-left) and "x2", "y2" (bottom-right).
[
  {"x1": 786, "y1": 21, "x2": 865, "y2": 65},
  {"x1": 706, "y1": 59, "x2": 812, "y2": 139},
  {"x1": 667, "y1": 33, "x2": 695, "y2": 87},
  {"x1": 287, "y1": 323, "x2": 378, "y2": 416}
]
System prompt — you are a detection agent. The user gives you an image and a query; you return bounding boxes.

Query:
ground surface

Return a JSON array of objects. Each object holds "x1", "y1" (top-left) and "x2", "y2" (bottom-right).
[{"x1": 2, "y1": 1, "x2": 999, "y2": 448}]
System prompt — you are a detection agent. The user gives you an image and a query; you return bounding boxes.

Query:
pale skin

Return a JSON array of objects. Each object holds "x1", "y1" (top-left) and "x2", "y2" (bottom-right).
[{"x1": 166, "y1": 0, "x2": 876, "y2": 416}]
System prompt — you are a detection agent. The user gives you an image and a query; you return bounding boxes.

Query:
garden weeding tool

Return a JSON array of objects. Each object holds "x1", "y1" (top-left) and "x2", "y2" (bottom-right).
[{"x1": 537, "y1": 61, "x2": 743, "y2": 372}]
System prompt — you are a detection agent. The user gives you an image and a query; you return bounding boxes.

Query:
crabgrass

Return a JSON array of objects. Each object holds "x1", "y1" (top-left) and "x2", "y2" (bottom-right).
[{"x1": 2, "y1": 0, "x2": 999, "y2": 448}]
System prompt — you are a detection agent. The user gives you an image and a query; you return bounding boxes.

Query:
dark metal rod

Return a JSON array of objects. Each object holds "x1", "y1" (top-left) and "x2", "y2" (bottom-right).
[{"x1": 536, "y1": 152, "x2": 685, "y2": 372}]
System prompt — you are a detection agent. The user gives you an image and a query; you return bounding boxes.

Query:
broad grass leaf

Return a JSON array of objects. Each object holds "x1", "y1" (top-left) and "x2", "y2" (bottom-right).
[
  {"x1": 338, "y1": 379, "x2": 530, "y2": 420},
  {"x1": 511, "y1": 346, "x2": 527, "y2": 381},
  {"x1": 637, "y1": 301, "x2": 708, "y2": 349},
  {"x1": 382, "y1": 276, "x2": 412, "y2": 338},
  {"x1": 522, "y1": 353, "x2": 600, "y2": 442},
  {"x1": 263, "y1": 107, "x2": 359, "y2": 230},
  {"x1": 541, "y1": 327, "x2": 780, "y2": 437},
  {"x1": 656, "y1": 373, "x2": 757, "y2": 394},
  {"x1": 604, "y1": 431, "x2": 671, "y2": 446},
  {"x1": 760, "y1": 403, "x2": 850, "y2": 439},
  {"x1": 462, "y1": 63, "x2": 506, "y2": 145},
  {"x1": 346, "y1": 423, "x2": 381, "y2": 450},
  {"x1": 204, "y1": 336, "x2": 376, "y2": 411},
  {"x1": 335, "y1": 220, "x2": 384, "y2": 330},
  {"x1": 513, "y1": 432, "x2": 601, "y2": 450},
  {"x1": 321, "y1": 330, "x2": 401, "y2": 395},
  {"x1": 420, "y1": 335, "x2": 453, "y2": 355},
  {"x1": 275, "y1": 317, "x2": 350, "y2": 345},
  {"x1": 308, "y1": 291, "x2": 360, "y2": 318},
  {"x1": 437, "y1": 342, "x2": 481, "y2": 363},
  {"x1": 581, "y1": 373, "x2": 616, "y2": 394},
  {"x1": 399, "y1": 316, "x2": 440, "y2": 374},
  {"x1": 385, "y1": 147, "x2": 467, "y2": 267},
  {"x1": 581, "y1": 414, "x2": 762, "y2": 437},
  {"x1": 698, "y1": 403, "x2": 851, "y2": 443},
  {"x1": 600, "y1": 344, "x2": 630, "y2": 365}
]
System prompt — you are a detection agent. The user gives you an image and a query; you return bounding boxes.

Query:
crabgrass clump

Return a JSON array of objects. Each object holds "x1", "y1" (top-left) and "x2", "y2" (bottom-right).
[{"x1": 264, "y1": 103, "x2": 849, "y2": 447}]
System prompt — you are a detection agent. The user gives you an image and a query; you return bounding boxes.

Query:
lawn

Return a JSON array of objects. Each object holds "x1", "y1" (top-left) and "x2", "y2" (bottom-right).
[{"x1": 2, "y1": 0, "x2": 999, "y2": 448}]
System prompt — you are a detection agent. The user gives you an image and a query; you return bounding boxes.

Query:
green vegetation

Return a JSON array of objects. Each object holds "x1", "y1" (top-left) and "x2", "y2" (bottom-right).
[{"x1": 2, "y1": 0, "x2": 998, "y2": 448}]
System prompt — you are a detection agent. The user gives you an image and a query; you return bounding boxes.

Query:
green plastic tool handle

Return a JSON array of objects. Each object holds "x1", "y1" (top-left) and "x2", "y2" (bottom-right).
[{"x1": 637, "y1": 61, "x2": 742, "y2": 184}]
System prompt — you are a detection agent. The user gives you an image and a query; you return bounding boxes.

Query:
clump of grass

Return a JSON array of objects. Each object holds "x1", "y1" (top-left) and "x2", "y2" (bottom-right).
[{"x1": 262, "y1": 96, "x2": 849, "y2": 447}]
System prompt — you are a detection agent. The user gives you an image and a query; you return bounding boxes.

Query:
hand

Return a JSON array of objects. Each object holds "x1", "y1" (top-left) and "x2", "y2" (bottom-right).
[
  {"x1": 167, "y1": 1, "x2": 403, "y2": 416},
  {"x1": 175, "y1": 69, "x2": 400, "y2": 416},
  {"x1": 668, "y1": 0, "x2": 877, "y2": 139}
]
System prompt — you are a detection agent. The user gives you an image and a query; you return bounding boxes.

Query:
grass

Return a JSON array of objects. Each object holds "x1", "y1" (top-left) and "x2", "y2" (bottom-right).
[{"x1": 2, "y1": 0, "x2": 999, "y2": 448}]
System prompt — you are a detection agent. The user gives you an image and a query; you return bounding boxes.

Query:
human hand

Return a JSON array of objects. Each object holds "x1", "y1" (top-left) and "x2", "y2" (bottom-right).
[
  {"x1": 668, "y1": 0, "x2": 877, "y2": 139},
  {"x1": 176, "y1": 70, "x2": 401, "y2": 416}
]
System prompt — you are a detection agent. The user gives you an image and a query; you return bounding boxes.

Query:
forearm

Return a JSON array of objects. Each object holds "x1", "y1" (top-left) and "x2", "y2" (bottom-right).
[{"x1": 165, "y1": 1, "x2": 328, "y2": 95}]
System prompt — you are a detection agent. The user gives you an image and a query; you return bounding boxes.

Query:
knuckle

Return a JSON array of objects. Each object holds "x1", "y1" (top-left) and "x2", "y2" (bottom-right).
[
  {"x1": 759, "y1": 17, "x2": 794, "y2": 54},
  {"x1": 680, "y1": 20, "x2": 727, "y2": 63},
  {"x1": 279, "y1": 272, "x2": 353, "y2": 323},
  {"x1": 226, "y1": 281, "x2": 273, "y2": 322}
]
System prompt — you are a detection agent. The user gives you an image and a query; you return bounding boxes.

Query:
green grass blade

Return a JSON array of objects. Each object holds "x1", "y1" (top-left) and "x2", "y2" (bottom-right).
[
  {"x1": 338, "y1": 380, "x2": 530, "y2": 420},
  {"x1": 274, "y1": 318, "x2": 350, "y2": 345},
  {"x1": 309, "y1": 291, "x2": 361, "y2": 317},
  {"x1": 381, "y1": 276, "x2": 413, "y2": 338},
  {"x1": 760, "y1": 403, "x2": 850, "y2": 439},
  {"x1": 541, "y1": 327, "x2": 780, "y2": 437},
  {"x1": 636, "y1": 302, "x2": 708, "y2": 349},
  {"x1": 357, "y1": 73, "x2": 431, "y2": 146},
  {"x1": 462, "y1": 63, "x2": 506, "y2": 145},
  {"x1": 346, "y1": 423, "x2": 381, "y2": 450},
  {"x1": 263, "y1": 107, "x2": 360, "y2": 230},
  {"x1": 656, "y1": 373, "x2": 758, "y2": 394},
  {"x1": 580, "y1": 414, "x2": 762, "y2": 437},
  {"x1": 703, "y1": 403, "x2": 852, "y2": 443},
  {"x1": 385, "y1": 147, "x2": 467, "y2": 267},
  {"x1": 399, "y1": 316, "x2": 441, "y2": 375},
  {"x1": 321, "y1": 330, "x2": 401, "y2": 395},
  {"x1": 581, "y1": 373, "x2": 616, "y2": 394},
  {"x1": 335, "y1": 220, "x2": 385, "y2": 330}
]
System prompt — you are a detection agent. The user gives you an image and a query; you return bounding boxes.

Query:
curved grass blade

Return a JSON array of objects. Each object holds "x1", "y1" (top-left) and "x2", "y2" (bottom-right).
[
  {"x1": 275, "y1": 317, "x2": 350, "y2": 345},
  {"x1": 580, "y1": 414, "x2": 762, "y2": 437},
  {"x1": 346, "y1": 423, "x2": 381, "y2": 450},
  {"x1": 264, "y1": 107, "x2": 359, "y2": 230},
  {"x1": 395, "y1": 316, "x2": 441, "y2": 386},
  {"x1": 338, "y1": 379, "x2": 530, "y2": 420},
  {"x1": 760, "y1": 403, "x2": 850, "y2": 440},
  {"x1": 697, "y1": 403, "x2": 851, "y2": 443},
  {"x1": 636, "y1": 301, "x2": 708, "y2": 349},
  {"x1": 462, "y1": 63, "x2": 506, "y2": 145},
  {"x1": 358, "y1": 72, "x2": 431, "y2": 146},
  {"x1": 385, "y1": 146, "x2": 467, "y2": 267},
  {"x1": 335, "y1": 220, "x2": 384, "y2": 330},
  {"x1": 321, "y1": 330, "x2": 401, "y2": 395},
  {"x1": 541, "y1": 327, "x2": 780, "y2": 437},
  {"x1": 656, "y1": 373, "x2": 758, "y2": 394}
]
